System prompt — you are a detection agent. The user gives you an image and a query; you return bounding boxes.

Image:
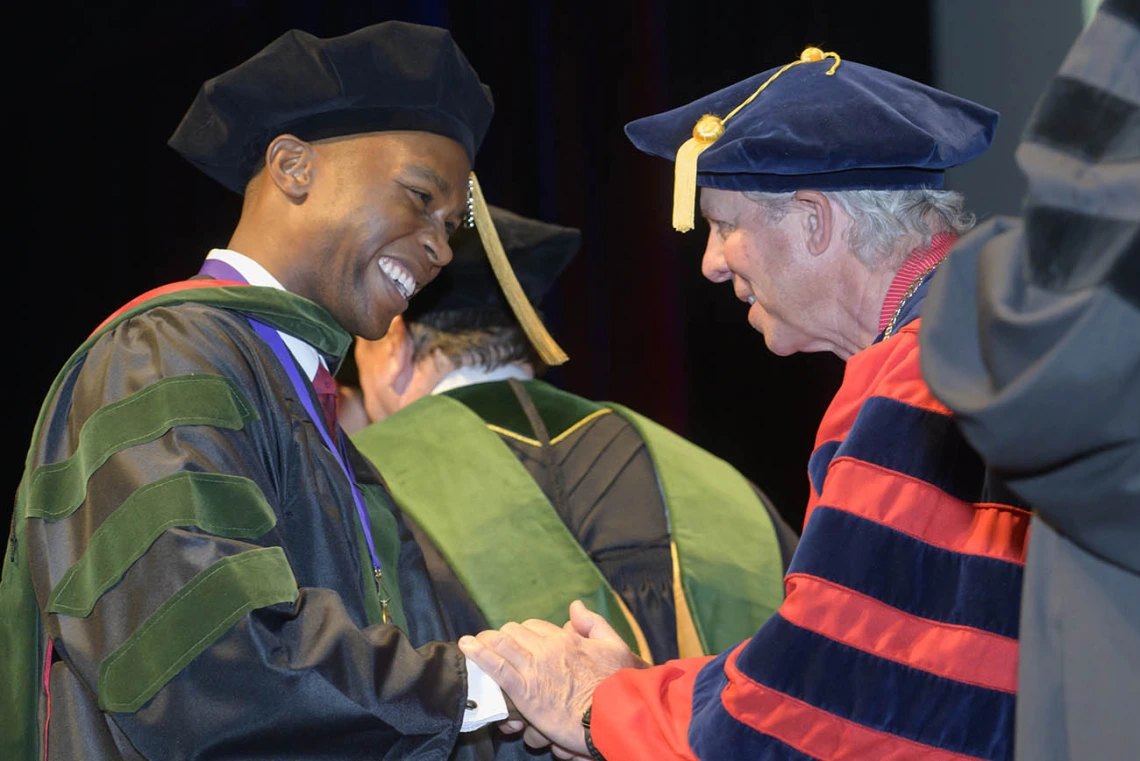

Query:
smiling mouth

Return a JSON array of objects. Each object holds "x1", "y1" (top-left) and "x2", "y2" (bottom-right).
[{"x1": 378, "y1": 256, "x2": 416, "y2": 300}]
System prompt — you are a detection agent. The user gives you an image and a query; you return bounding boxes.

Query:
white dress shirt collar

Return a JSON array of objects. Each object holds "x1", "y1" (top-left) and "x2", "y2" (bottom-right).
[
  {"x1": 205, "y1": 249, "x2": 324, "y2": 381},
  {"x1": 431, "y1": 363, "x2": 535, "y2": 395}
]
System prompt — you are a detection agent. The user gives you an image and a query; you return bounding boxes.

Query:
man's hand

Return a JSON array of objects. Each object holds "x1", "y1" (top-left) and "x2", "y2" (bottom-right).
[{"x1": 459, "y1": 601, "x2": 648, "y2": 756}]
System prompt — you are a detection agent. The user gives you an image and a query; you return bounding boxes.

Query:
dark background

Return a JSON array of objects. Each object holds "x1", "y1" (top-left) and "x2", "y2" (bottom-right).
[{"x1": 8, "y1": 0, "x2": 948, "y2": 534}]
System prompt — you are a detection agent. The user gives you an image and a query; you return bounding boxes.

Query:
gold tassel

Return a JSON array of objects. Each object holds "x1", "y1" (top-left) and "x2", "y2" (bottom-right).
[
  {"x1": 671, "y1": 47, "x2": 842, "y2": 233},
  {"x1": 672, "y1": 115, "x2": 725, "y2": 232},
  {"x1": 468, "y1": 172, "x2": 569, "y2": 366}
]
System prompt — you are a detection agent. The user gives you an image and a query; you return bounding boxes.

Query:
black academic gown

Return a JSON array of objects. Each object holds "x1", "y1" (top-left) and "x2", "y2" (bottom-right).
[
  {"x1": 401, "y1": 379, "x2": 798, "y2": 664},
  {"x1": 6, "y1": 286, "x2": 484, "y2": 761}
]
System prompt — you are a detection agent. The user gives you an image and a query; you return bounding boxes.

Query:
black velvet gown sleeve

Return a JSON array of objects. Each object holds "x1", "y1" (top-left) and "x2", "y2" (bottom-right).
[{"x1": 26, "y1": 302, "x2": 468, "y2": 761}]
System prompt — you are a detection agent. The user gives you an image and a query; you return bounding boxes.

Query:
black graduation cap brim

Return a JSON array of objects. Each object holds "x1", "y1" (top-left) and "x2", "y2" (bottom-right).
[
  {"x1": 625, "y1": 58, "x2": 998, "y2": 192},
  {"x1": 169, "y1": 22, "x2": 494, "y2": 193},
  {"x1": 405, "y1": 206, "x2": 581, "y2": 320}
]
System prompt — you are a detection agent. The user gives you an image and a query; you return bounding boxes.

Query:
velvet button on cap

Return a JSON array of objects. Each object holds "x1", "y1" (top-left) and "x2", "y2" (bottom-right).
[{"x1": 169, "y1": 21, "x2": 494, "y2": 193}]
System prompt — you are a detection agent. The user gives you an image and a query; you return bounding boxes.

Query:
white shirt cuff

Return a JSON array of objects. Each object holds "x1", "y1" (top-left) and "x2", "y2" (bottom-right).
[{"x1": 461, "y1": 658, "x2": 509, "y2": 732}]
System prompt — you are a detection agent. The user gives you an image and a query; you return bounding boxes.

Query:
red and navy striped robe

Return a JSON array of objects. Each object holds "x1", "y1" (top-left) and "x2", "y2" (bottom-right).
[{"x1": 590, "y1": 280, "x2": 1030, "y2": 761}]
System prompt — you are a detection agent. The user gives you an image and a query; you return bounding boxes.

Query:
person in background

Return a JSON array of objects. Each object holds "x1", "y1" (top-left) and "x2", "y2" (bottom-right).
[{"x1": 343, "y1": 205, "x2": 797, "y2": 675}]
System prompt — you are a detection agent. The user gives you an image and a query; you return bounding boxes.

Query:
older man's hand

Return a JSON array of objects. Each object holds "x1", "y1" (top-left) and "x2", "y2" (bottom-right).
[{"x1": 459, "y1": 600, "x2": 649, "y2": 755}]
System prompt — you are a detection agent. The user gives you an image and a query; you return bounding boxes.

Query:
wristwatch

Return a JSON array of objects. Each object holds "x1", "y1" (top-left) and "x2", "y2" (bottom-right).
[{"x1": 582, "y1": 705, "x2": 607, "y2": 761}]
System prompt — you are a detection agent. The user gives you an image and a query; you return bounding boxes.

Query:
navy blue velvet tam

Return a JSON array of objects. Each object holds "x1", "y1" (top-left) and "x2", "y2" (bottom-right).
[
  {"x1": 405, "y1": 206, "x2": 580, "y2": 322},
  {"x1": 169, "y1": 21, "x2": 494, "y2": 193},
  {"x1": 625, "y1": 54, "x2": 997, "y2": 193}
]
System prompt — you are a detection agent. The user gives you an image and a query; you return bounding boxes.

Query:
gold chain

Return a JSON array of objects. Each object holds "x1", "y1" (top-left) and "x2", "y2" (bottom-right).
[{"x1": 882, "y1": 262, "x2": 941, "y2": 339}]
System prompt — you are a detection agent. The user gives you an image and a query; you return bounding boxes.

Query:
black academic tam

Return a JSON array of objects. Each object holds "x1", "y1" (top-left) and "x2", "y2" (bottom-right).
[{"x1": 169, "y1": 21, "x2": 495, "y2": 193}]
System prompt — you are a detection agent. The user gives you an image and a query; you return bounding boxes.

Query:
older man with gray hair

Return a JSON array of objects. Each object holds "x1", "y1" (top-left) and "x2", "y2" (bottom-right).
[
  {"x1": 461, "y1": 48, "x2": 1030, "y2": 761},
  {"x1": 715, "y1": 186, "x2": 978, "y2": 357}
]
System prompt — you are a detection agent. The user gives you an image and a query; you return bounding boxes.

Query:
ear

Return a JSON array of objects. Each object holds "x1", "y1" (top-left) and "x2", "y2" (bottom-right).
[
  {"x1": 264, "y1": 134, "x2": 315, "y2": 203},
  {"x1": 384, "y1": 316, "x2": 417, "y2": 396},
  {"x1": 792, "y1": 190, "x2": 833, "y2": 257},
  {"x1": 354, "y1": 317, "x2": 416, "y2": 423},
  {"x1": 406, "y1": 350, "x2": 456, "y2": 401}
]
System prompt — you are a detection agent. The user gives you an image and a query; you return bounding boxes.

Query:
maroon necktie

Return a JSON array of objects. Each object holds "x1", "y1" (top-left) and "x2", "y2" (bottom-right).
[{"x1": 312, "y1": 363, "x2": 340, "y2": 434}]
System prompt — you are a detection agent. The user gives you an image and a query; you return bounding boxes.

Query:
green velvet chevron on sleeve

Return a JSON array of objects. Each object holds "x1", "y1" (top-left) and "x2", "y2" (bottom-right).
[
  {"x1": 97, "y1": 547, "x2": 298, "y2": 713},
  {"x1": 47, "y1": 471, "x2": 277, "y2": 617},
  {"x1": 26, "y1": 374, "x2": 258, "y2": 522}
]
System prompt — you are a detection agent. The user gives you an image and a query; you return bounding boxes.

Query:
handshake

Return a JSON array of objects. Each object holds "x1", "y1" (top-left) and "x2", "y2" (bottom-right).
[{"x1": 459, "y1": 600, "x2": 651, "y2": 759}]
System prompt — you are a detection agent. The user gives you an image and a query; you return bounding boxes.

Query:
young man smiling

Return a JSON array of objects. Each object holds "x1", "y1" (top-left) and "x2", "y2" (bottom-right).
[{"x1": 0, "y1": 22, "x2": 513, "y2": 761}]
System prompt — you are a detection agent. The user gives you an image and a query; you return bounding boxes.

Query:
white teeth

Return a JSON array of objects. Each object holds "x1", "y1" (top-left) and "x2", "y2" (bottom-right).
[
  {"x1": 378, "y1": 257, "x2": 416, "y2": 300},
  {"x1": 747, "y1": 296, "x2": 756, "y2": 305}
]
